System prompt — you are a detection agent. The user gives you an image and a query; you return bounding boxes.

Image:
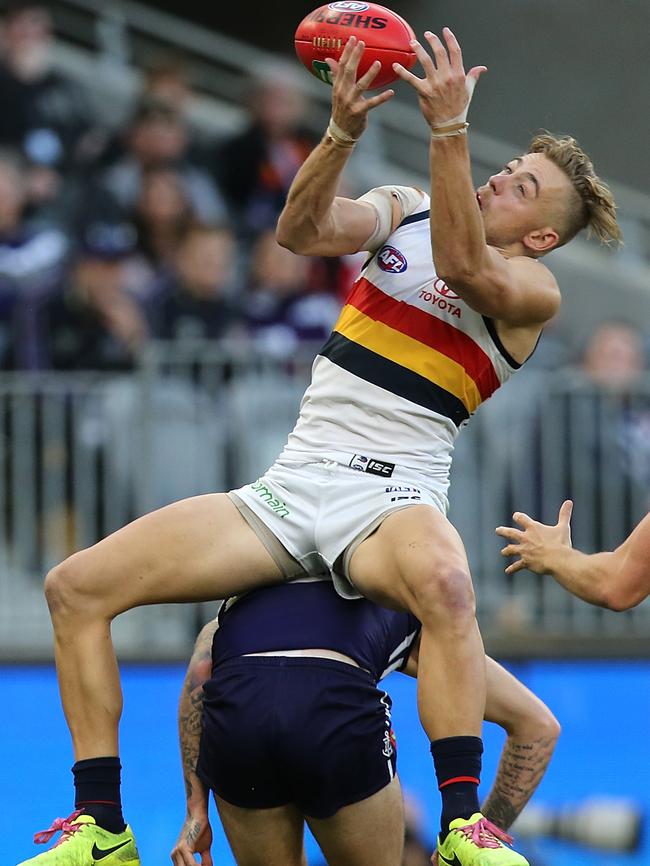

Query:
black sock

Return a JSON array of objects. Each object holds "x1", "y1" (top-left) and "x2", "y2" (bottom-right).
[
  {"x1": 72, "y1": 756, "x2": 126, "y2": 834},
  {"x1": 431, "y1": 736, "x2": 483, "y2": 839}
]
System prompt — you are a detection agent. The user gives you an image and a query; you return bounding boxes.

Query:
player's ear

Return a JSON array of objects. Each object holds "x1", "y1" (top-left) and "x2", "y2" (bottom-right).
[{"x1": 523, "y1": 226, "x2": 559, "y2": 255}]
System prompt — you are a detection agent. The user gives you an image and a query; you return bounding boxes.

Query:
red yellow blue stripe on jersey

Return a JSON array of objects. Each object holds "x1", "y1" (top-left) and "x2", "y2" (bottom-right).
[{"x1": 321, "y1": 277, "x2": 505, "y2": 427}]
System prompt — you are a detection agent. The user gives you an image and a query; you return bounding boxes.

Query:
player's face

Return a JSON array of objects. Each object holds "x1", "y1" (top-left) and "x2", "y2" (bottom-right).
[{"x1": 476, "y1": 153, "x2": 571, "y2": 249}]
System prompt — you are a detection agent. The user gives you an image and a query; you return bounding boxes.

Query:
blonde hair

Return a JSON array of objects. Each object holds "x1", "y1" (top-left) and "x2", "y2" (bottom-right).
[{"x1": 528, "y1": 133, "x2": 622, "y2": 247}]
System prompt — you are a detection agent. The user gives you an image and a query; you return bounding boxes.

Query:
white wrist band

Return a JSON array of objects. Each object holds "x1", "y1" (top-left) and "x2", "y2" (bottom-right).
[
  {"x1": 430, "y1": 75, "x2": 478, "y2": 130},
  {"x1": 327, "y1": 117, "x2": 358, "y2": 148}
]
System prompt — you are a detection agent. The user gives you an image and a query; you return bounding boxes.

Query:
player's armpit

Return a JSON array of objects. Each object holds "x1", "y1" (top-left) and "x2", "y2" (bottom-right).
[
  {"x1": 441, "y1": 249, "x2": 561, "y2": 327},
  {"x1": 356, "y1": 185, "x2": 424, "y2": 251}
]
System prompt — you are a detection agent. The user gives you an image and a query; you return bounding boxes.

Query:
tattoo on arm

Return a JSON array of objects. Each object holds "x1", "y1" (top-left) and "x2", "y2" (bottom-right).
[
  {"x1": 179, "y1": 686, "x2": 205, "y2": 801},
  {"x1": 179, "y1": 621, "x2": 217, "y2": 804},
  {"x1": 482, "y1": 736, "x2": 557, "y2": 831},
  {"x1": 185, "y1": 818, "x2": 201, "y2": 846}
]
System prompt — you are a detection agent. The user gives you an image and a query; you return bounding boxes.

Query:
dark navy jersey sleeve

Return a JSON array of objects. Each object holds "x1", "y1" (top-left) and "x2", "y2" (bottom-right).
[{"x1": 211, "y1": 579, "x2": 421, "y2": 682}]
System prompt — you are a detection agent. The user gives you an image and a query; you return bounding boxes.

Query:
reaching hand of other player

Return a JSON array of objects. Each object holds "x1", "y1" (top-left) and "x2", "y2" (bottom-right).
[
  {"x1": 496, "y1": 500, "x2": 574, "y2": 575},
  {"x1": 325, "y1": 36, "x2": 395, "y2": 141},
  {"x1": 392, "y1": 27, "x2": 486, "y2": 130},
  {"x1": 171, "y1": 809, "x2": 213, "y2": 866}
]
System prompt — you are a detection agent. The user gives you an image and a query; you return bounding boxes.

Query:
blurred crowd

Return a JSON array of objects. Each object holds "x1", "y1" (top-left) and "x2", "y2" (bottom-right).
[
  {"x1": 2, "y1": 1, "x2": 650, "y2": 568},
  {"x1": 0, "y1": 0, "x2": 356, "y2": 373}
]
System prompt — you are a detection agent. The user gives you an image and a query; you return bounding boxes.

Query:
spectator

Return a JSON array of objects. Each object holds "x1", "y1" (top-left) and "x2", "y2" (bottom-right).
[
  {"x1": 567, "y1": 321, "x2": 650, "y2": 533},
  {"x1": 244, "y1": 229, "x2": 340, "y2": 356},
  {"x1": 148, "y1": 223, "x2": 239, "y2": 342},
  {"x1": 102, "y1": 97, "x2": 227, "y2": 224},
  {"x1": 0, "y1": 148, "x2": 68, "y2": 369},
  {"x1": 0, "y1": 2, "x2": 98, "y2": 196},
  {"x1": 41, "y1": 217, "x2": 147, "y2": 371},
  {"x1": 124, "y1": 165, "x2": 196, "y2": 299},
  {"x1": 216, "y1": 63, "x2": 314, "y2": 237}
]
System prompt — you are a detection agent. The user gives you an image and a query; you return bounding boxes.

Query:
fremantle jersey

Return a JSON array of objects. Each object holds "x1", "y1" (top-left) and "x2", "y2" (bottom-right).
[
  {"x1": 212, "y1": 579, "x2": 421, "y2": 682},
  {"x1": 281, "y1": 195, "x2": 523, "y2": 482}
]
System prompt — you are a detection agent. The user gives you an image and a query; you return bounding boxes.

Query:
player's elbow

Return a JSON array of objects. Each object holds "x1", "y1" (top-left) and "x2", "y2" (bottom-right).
[
  {"x1": 275, "y1": 220, "x2": 301, "y2": 254},
  {"x1": 601, "y1": 585, "x2": 639, "y2": 612},
  {"x1": 516, "y1": 702, "x2": 561, "y2": 745}
]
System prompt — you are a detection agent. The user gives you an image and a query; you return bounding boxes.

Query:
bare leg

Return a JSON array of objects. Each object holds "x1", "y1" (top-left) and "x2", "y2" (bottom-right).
[
  {"x1": 307, "y1": 777, "x2": 405, "y2": 866},
  {"x1": 215, "y1": 796, "x2": 306, "y2": 866},
  {"x1": 349, "y1": 505, "x2": 486, "y2": 741},
  {"x1": 45, "y1": 493, "x2": 284, "y2": 759}
]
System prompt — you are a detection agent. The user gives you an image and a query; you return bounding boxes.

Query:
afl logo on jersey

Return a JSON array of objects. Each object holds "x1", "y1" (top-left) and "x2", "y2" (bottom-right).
[
  {"x1": 433, "y1": 279, "x2": 459, "y2": 300},
  {"x1": 377, "y1": 245, "x2": 407, "y2": 273}
]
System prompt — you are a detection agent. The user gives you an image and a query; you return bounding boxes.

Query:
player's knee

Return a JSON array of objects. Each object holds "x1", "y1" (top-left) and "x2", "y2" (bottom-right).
[
  {"x1": 408, "y1": 564, "x2": 476, "y2": 624},
  {"x1": 45, "y1": 554, "x2": 94, "y2": 621}
]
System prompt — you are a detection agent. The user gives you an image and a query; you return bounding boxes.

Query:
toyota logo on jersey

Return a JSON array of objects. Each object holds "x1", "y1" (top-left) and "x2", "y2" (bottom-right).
[
  {"x1": 433, "y1": 279, "x2": 459, "y2": 299},
  {"x1": 377, "y1": 245, "x2": 408, "y2": 273}
]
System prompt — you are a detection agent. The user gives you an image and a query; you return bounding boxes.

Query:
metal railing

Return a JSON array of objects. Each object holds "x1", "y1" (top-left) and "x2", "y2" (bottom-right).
[{"x1": 1, "y1": 345, "x2": 649, "y2": 659}]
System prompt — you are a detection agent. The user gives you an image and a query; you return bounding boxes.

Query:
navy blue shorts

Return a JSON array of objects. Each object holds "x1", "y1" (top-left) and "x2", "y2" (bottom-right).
[{"x1": 196, "y1": 656, "x2": 397, "y2": 819}]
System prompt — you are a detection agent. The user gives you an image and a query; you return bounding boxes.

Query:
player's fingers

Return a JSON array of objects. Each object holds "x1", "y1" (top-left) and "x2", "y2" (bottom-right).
[
  {"x1": 339, "y1": 34, "x2": 357, "y2": 66},
  {"x1": 409, "y1": 38, "x2": 436, "y2": 77},
  {"x1": 201, "y1": 850, "x2": 214, "y2": 866},
  {"x1": 512, "y1": 511, "x2": 534, "y2": 528},
  {"x1": 442, "y1": 26, "x2": 464, "y2": 72},
  {"x1": 500, "y1": 544, "x2": 521, "y2": 558},
  {"x1": 505, "y1": 560, "x2": 526, "y2": 575},
  {"x1": 356, "y1": 59, "x2": 382, "y2": 91},
  {"x1": 325, "y1": 57, "x2": 340, "y2": 79},
  {"x1": 495, "y1": 526, "x2": 523, "y2": 541},
  {"x1": 344, "y1": 38, "x2": 366, "y2": 81},
  {"x1": 558, "y1": 499, "x2": 573, "y2": 526},
  {"x1": 467, "y1": 65, "x2": 488, "y2": 88},
  {"x1": 424, "y1": 31, "x2": 449, "y2": 70},
  {"x1": 364, "y1": 88, "x2": 395, "y2": 110},
  {"x1": 392, "y1": 62, "x2": 426, "y2": 90}
]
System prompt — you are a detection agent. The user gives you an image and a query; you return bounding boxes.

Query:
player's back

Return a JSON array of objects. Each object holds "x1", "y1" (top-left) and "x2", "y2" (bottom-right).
[{"x1": 211, "y1": 577, "x2": 420, "y2": 681}]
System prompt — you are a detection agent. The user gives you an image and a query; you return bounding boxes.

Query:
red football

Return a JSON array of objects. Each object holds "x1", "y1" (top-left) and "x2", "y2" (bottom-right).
[{"x1": 294, "y1": 2, "x2": 417, "y2": 89}]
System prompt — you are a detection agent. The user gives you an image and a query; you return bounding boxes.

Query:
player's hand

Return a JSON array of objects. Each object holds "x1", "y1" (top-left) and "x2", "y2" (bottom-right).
[
  {"x1": 496, "y1": 500, "x2": 574, "y2": 575},
  {"x1": 171, "y1": 811, "x2": 213, "y2": 866},
  {"x1": 431, "y1": 851, "x2": 440, "y2": 865},
  {"x1": 392, "y1": 27, "x2": 486, "y2": 129},
  {"x1": 325, "y1": 36, "x2": 394, "y2": 140}
]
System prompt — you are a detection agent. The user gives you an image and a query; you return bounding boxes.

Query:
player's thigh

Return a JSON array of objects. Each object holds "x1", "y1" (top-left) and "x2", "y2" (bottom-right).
[
  {"x1": 349, "y1": 504, "x2": 471, "y2": 611},
  {"x1": 215, "y1": 796, "x2": 306, "y2": 866},
  {"x1": 51, "y1": 493, "x2": 283, "y2": 615},
  {"x1": 307, "y1": 776, "x2": 404, "y2": 866}
]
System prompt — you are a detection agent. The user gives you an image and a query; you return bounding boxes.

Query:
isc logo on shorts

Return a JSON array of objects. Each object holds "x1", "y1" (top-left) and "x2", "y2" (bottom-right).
[
  {"x1": 377, "y1": 245, "x2": 407, "y2": 274},
  {"x1": 349, "y1": 454, "x2": 395, "y2": 477}
]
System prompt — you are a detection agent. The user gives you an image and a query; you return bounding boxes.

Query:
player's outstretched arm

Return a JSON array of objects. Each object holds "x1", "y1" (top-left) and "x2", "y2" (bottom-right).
[
  {"x1": 481, "y1": 657, "x2": 560, "y2": 831},
  {"x1": 276, "y1": 36, "x2": 394, "y2": 257},
  {"x1": 497, "y1": 503, "x2": 650, "y2": 611},
  {"x1": 172, "y1": 620, "x2": 218, "y2": 866},
  {"x1": 392, "y1": 28, "x2": 560, "y2": 328}
]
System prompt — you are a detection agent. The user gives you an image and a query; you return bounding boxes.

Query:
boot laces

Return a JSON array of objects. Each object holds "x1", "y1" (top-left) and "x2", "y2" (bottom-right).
[
  {"x1": 456, "y1": 816, "x2": 514, "y2": 849},
  {"x1": 33, "y1": 810, "x2": 85, "y2": 848}
]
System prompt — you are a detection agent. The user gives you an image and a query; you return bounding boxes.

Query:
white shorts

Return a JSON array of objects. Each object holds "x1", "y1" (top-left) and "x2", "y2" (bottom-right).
[{"x1": 230, "y1": 453, "x2": 449, "y2": 598}]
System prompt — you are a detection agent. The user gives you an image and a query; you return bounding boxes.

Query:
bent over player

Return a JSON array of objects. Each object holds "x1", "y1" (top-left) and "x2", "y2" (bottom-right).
[
  {"x1": 169, "y1": 580, "x2": 559, "y2": 866},
  {"x1": 30, "y1": 25, "x2": 619, "y2": 866}
]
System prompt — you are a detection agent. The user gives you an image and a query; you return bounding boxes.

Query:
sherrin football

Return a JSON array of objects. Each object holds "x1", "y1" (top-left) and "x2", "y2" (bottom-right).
[{"x1": 294, "y1": 2, "x2": 417, "y2": 89}]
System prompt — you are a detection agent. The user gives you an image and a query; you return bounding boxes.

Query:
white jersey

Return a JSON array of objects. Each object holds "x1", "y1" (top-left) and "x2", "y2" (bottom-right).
[{"x1": 281, "y1": 195, "x2": 524, "y2": 487}]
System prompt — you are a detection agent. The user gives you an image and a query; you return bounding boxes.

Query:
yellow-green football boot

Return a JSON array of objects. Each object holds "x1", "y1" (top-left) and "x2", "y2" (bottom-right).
[
  {"x1": 437, "y1": 813, "x2": 529, "y2": 866},
  {"x1": 17, "y1": 811, "x2": 139, "y2": 865}
]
